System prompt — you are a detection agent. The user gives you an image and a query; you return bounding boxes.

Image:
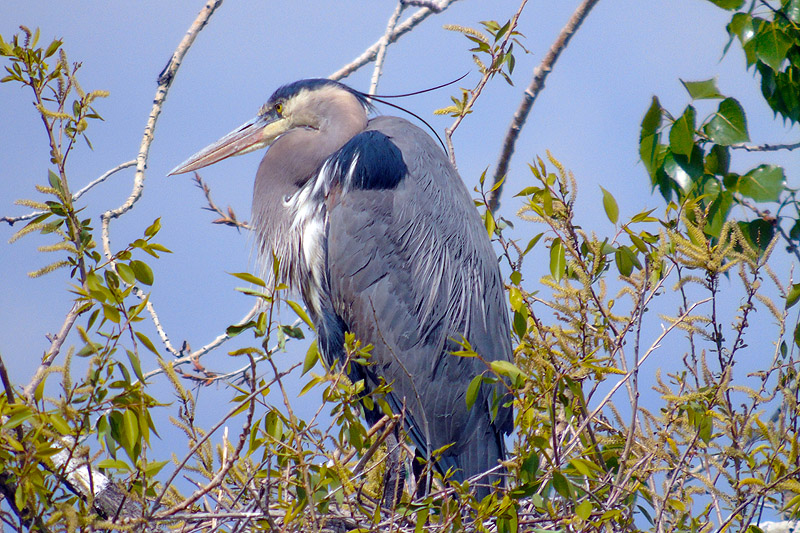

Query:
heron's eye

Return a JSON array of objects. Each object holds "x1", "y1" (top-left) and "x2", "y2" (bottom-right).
[{"x1": 275, "y1": 102, "x2": 283, "y2": 115}]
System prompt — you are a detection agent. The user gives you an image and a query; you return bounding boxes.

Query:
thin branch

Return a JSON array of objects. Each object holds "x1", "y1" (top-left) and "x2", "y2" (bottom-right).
[
  {"x1": 444, "y1": 0, "x2": 528, "y2": 168},
  {"x1": 1, "y1": 160, "x2": 136, "y2": 226},
  {"x1": 132, "y1": 286, "x2": 180, "y2": 357},
  {"x1": 329, "y1": 0, "x2": 462, "y2": 81},
  {"x1": 487, "y1": 0, "x2": 601, "y2": 211},
  {"x1": 192, "y1": 173, "x2": 250, "y2": 230},
  {"x1": 731, "y1": 140, "x2": 800, "y2": 152},
  {"x1": 100, "y1": 0, "x2": 224, "y2": 259},
  {"x1": 561, "y1": 297, "x2": 713, "y2": 460},
  {"x1": 22, "y1": 302, "x2": 80, "y2": 402},
  {"x1": 140, "y1": 302, "x2": 259, "y2": 381},
  {"x1": 369, "y1": 2, "x2": 406, "y2": 95}
]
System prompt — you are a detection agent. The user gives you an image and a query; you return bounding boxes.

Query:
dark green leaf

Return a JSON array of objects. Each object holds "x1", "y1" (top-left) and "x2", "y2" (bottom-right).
[
  {"x1": 681, "y1": 78, "x2": 724, "y2": 99},
  {"x1": 704, "y1": 144, "x2": 730, "y2": 176},
  {"x1": 755, "y1": 22, "x2": 793, "y2": 71},
  {"x1": 705, "y1": 190, "x2": 734, "y2": 239},
  {"x1": 669, "y1": 105, "x2": 697, "y2": 156},
  {"x1": 737, "y1": 165, "x2": 785, "y2": 202},
  {"x1": 703, "y1": 98, "x2": 749, "y2": 145},
  {"x1": 513, "y1": 310, "x2": 527, "y2": 339},
  {"x1": 465, "y1": 374, "x2": 483, "y2": 410},
  {"x1": 640, "y1": 96, "x2": 663, "y2": 177},
  {"x1": 227, "y1": 321, "x2": 255, "y2": 337},
  {"x1": 552, "y1": 471, "x2": 572, "y2": 498}
]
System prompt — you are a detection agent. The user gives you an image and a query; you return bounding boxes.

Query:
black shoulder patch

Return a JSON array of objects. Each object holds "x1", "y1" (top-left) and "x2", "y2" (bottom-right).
[{"x1": 328, "y1": 131, "x2": 407, "y2": 191}]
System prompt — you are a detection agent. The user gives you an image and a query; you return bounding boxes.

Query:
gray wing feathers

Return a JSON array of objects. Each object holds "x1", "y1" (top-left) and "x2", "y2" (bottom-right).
[{"x1": 325, "y1": 116, "x2": 512, "y2": 483}]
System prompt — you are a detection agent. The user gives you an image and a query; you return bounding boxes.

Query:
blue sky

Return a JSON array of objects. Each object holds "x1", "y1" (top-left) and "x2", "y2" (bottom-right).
[{"x1": 1, "y1": 0, "x2": 798, "y2": 510}]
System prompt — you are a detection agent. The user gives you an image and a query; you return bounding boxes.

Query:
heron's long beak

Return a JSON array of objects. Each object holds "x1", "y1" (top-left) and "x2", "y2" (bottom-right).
[{"x1": 168, "y1": 110, "x2": 287, "y2": 175}]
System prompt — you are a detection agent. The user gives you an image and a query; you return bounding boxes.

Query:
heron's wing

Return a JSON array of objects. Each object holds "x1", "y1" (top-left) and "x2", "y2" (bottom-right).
[{"x1": 319, "y1": 116, "x2": 512, "y2": 480}]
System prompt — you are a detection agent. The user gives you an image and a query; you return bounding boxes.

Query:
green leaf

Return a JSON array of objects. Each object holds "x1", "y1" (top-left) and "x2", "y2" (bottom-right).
[
  {"x1": 135, "y1": 331, "x2": 160, "y2": 356},
  {"x1": 794, "y1": 321, "x2": 800, "y2": 349},
  {"x1": 575, "y1": 500, "x2": 593, "y2": 520},
  {"x1": 490, "y1": 360, "x2": 523, "y2": 382},
  {"x1": 680, "y1": 78, "x2": 724, "y2": 99},
  {"x1": 703, "y1": 98, "x2": 749, "y2": 146},
  {"x1": 755, "y1": 22, "x2": 793, "y2": 72},
  {"x1": 96, "y1": 459, "x2": 132, "y2": 471},
  {"x1": 102, "y1": 303, "x2": 120, "y2": 324},
  {"x1": 115, "y1": 262, "x2": 136, "y2": 284},
  {"x1": 287, "y1": 299, "x2": 314, "y2": 330},
  {"x1": 640, "y1": 96, "x2": 663, "y2": 177},
  {"x1": 302, "y1": 341, "x2": 319, "y2": 375},
  {"x1": 600, "y1": 186, "x2": 619, "y2": 224},
  {"x1": 484, "y1": 208, "x2": 496, "y2": 236},
  {"x1": 129, "y1": 260, "x2": 154, "y2": 286},
  {"x1": 787, "y1": 283, "x2": 800, "y2": 309},
  {"x1": 552, "y1": 471, "x2": 572, "y2": 498},
  {"x1": 465, "y1": 374, "x2": 483, "y2": 410},
  {"x1": 126, "y1": 349, "x2": 146, "y2": 382},
  {"x1": 144, "y1": 218, "x2": 161, "y2": 238},
  {"x1": 704, "y1": 144, "x2": 730, "y2": 176},
  {"x1": 47, "y1": 169, "x2": 63, "y2": 195},
  {"x1": 549, "y1": 238, "x2": 566, "y2": 282},
  {"x1": 229, "y1": 271, "x2": 266, "y2": 287},
  {"x1": 44, "y1": 39, "x2": 61, "y2": 58},
  {"x1": 704, "y1": 0, "x2": 744, "y2": 8},
  {"x1": 737, "y1": 164, "x2": 785, "y2": 202},
  {"x1": 740, "y1": 219, "x2": 775, "y2": 253},
  {"x1": 669, "y1": 105, "x2": 696, "y2": 157}
]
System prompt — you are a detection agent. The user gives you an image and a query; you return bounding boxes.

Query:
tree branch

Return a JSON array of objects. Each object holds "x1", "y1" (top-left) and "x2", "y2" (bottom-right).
[
  {"x1": 329, "y1": 0, "x2": 462, "y2": 81},
  {"x1": 369, "y1": 2, "x2": 406, "y2": 95},
  {"x1": 487, "y1": 0, "x2": 601, "y2": 211},
  {"x1": 1, "y1": 160, "x2": 136, "y2": 226},
  {"x1": 22, "y1": 302, "x2": 80, "y2": 402},
  {"x1": 731, "y1": 140, "x2": 800, "y2": 152},
  {"x1": 100, "y1": 0, "x2": 224, "y2": 259},
  {"x1": 444, "y1": 0, "x2": 528, "y2": 168}
]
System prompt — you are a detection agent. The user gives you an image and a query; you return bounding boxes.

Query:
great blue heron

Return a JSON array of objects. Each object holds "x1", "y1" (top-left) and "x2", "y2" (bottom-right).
[{"x1": 170, "y1": 79, "x2": 513, "y2": 499}]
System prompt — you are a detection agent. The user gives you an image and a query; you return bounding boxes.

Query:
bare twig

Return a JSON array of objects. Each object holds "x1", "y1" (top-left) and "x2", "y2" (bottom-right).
[
  {"x1": 140, "y1": 302, "x2": 259, "y2": 381},
  {"x1": 1, "y1": 160, "x2": 136, "y2": 226},
  {"x1": 561, "y1": 297, "x2": 712, "y2": 460},
  {"x1": 443, "y1": 0, "x2": 529, "y2": 168},
  {"x1": 192, "y1": 173, "x2": 250, "y2": 230},
  {"x1": 488, "y1": 0, "x2": 601, "y2": 211},
  {"x1": 23, "y1": 302, "x2": 80, "y2": 402},
  {"x1": 329, "y1": 0, "x2": 462, "y2": 81},
  {"x1": 369, "y1": 2, "x2": 406, "y2": 95},
  {"x1": 731, "y1": 140, "x2": 800, "y2": 152},
  {"x1": 100, "y1": 0, "x2": 224, "y2": 259}
]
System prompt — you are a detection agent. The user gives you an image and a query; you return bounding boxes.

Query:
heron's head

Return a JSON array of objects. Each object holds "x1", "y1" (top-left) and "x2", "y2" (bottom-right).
[{"x1": 169, "y1": 79, "x2": 372, "y2": 175}]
